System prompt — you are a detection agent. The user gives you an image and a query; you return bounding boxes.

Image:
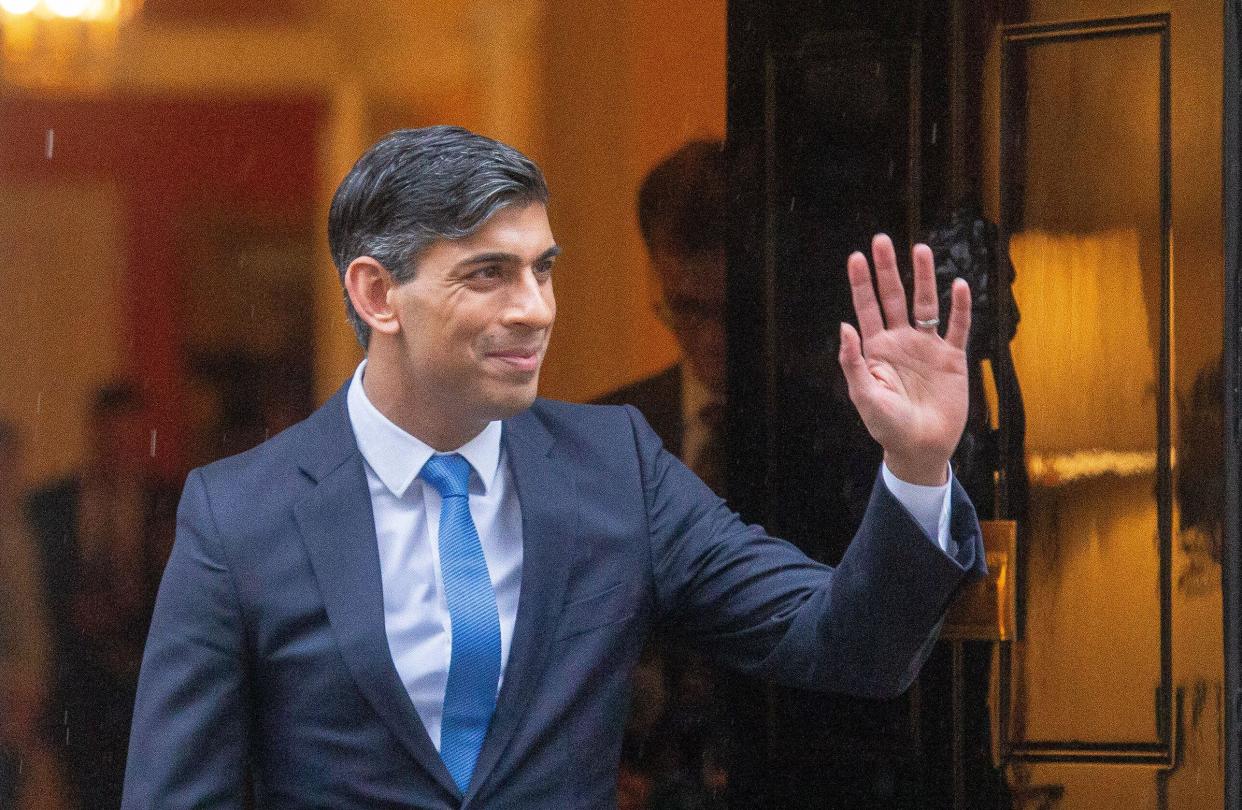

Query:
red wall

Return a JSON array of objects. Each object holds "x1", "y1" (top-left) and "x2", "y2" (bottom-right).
[{"x1": 0, "y1": 94, "x2": 323, "y2": 476}]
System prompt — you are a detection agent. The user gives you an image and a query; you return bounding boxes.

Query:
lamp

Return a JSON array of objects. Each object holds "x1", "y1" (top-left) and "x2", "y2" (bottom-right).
[
  {"x1": 1007, "y1": 228, "x2": 1161, "y2": 484},
  {"x1": 0, "y1": 0, "x2": 141, "y2": 91}
]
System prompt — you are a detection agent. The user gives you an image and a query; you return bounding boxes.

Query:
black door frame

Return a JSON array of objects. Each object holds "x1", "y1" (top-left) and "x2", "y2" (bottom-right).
[{"x1": 1222, "y1": 1, "x2": 1241, "y2": 806}]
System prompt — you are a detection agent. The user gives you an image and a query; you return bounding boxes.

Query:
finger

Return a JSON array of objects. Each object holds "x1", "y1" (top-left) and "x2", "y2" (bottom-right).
[
  {"x1": 910, "y1": 243, "x2": 939, "y2": 331},
  {"x1": 847, "y1": 250, "x2": 885, "y2": 341},
  {"x1": 838, "y1": 322, "x2": 875, "y2": 403},
  {"x1": 870, "y1": 233, "x2": 908, "y2": 329},
  {"x1": 944, "y1": 277, "x2": 972, "y2": 351}
]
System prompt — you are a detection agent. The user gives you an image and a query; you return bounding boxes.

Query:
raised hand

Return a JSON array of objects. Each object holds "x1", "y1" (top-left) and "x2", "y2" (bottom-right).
[{"x1": 838, "y1": 234, "x2": 971, "y2": 486}]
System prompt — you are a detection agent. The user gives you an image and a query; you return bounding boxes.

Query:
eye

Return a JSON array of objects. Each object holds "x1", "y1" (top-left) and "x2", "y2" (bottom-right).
[
  {"x1": 470, "y1": 265, "x2": 503, "y2": 281},
  {"x1": 535, "y1": 258, "x2": 556, "y2": 277}
]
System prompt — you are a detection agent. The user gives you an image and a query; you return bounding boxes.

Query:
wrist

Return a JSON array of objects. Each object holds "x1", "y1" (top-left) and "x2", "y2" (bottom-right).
[{"x1": 884, "y1": 453, "x2": 949, "y2": 486}]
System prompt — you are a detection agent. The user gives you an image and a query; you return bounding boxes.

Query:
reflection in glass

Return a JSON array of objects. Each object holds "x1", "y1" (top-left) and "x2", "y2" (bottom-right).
[{"x1": 1005, "y1": 31, "x2": 1166, "y2": 748}]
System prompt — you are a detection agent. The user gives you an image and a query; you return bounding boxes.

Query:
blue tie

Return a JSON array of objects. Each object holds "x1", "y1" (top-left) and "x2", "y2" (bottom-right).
[{"x1": 420, "y1": 453, "x2": 501, "y2": 793}]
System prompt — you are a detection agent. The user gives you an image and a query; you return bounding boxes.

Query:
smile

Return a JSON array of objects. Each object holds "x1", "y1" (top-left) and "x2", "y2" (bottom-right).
[{"x1": 486, "y1": 351, "x2": 542, "y2": 373}]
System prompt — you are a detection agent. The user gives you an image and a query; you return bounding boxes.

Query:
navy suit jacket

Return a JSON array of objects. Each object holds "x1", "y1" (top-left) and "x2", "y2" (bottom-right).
[
  {"x1": 122, "y1": 384, "x2": 984, "y2": 809},
  {"x1": 593, "y1": 365, "x2": 684, "y2": 456}
]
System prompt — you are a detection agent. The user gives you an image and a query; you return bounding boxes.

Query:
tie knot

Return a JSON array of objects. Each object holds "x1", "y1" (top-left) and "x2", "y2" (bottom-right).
[{"x1": 419, "y1": 453, "x2": 472, "y2": 498}]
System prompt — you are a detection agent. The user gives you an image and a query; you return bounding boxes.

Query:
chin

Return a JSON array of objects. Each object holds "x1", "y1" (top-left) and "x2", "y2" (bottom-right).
[{"x1": 482, "y1": 384, "x2": 540, "y2": 420}]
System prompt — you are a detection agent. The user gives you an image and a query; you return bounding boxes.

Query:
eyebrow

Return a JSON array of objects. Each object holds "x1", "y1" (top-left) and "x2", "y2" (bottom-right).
[{"x1": 458, "y1": 245, "x2": 562, "y2": 268}]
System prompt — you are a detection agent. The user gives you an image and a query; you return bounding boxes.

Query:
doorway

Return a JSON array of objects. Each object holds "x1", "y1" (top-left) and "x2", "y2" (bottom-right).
[{"x1": 726, "y1": 1, "x2": 1237, "y2": 806}]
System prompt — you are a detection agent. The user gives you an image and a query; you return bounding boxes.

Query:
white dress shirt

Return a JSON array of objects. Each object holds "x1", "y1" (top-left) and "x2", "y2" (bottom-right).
[
  {"x1": 679, "y1": 367, "x2": 720, "y2": 475},
  {"x1": 346, "y1": 361, "x2": 953, "y2": 748},
  {"x1": 347, "y1": 362, "x2": 523, "y2": 751}
]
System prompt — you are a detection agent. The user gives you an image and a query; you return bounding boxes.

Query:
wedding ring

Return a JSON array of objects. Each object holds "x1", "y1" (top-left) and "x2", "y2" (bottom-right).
[{"x1": 914, "y1": 317, "x2": 940, "y2": 330}]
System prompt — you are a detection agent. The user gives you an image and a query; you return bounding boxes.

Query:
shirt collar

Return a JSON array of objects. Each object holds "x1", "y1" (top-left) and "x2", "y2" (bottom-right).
[
  {"x1": 679, "y1": 364, "x2": 721, "y2": 428},
  {"x1": 346, "y1": 360, "x2": 503, "y2": 498}
]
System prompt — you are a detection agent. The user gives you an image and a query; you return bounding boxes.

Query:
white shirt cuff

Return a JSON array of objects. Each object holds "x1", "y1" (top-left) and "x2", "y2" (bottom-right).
[{"x1": 880, "y1": 462, "x2": 954, "y2": 555}]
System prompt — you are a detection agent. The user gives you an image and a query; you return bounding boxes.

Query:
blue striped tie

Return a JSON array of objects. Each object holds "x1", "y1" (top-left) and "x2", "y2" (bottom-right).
[{"x1": 420, "y1": 453, "x2": 501, "y2": 793}]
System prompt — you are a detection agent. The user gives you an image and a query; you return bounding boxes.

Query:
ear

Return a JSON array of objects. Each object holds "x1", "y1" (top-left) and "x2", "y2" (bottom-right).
[{"x1": 344, "y1": 256, "x2": 401, "y2": 339}]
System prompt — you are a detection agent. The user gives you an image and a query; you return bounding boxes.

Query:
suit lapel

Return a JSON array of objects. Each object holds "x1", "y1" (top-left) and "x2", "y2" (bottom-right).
[
  {"x1": 466, "y1": 408, "x2": 577, "y2": 802},
  {"x1": 291, "y1": 387, "x2": 460, "y2": 800}
]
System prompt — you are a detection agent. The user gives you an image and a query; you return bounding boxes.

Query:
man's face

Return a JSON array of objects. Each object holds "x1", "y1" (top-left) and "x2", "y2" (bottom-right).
[
  {"x1": 652, "y1": 248, "x2": 726, "y2": 395},
  {"x1": 388, "y1": 202, "x2": 558, "y2": 426}
]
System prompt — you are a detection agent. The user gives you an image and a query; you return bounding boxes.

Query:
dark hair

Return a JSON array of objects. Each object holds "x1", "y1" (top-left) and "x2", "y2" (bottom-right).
[
  {"x1": 92, "y1": 381, "x2": 143, "y2": 418},
  {"x1": 637, "y1": 140, "x2": 731, "y2": 258},
  {"x1": 328, "y1": 126, "x2": 550, "y2": 347}
]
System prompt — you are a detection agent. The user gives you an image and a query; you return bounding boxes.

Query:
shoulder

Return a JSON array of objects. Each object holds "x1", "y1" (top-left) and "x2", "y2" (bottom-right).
[
  {"x1": 186, "y1": 391, "x2": 351, "y2": 536},
  {"x1": 191, "y1": 417, "x2": 316, "y2": 506},
  {"x1": 590, "y1": 366, "x2": 684, "y2": 453},
  {"x1": 521, "y1": 397, "x2": 644, "y2": 440},
  {"x1": 515, "y1": 398, "x2": 668, "y2": 472},
  {"x1": 592, "y1": 365, "x2": 682, "y2": 409}
]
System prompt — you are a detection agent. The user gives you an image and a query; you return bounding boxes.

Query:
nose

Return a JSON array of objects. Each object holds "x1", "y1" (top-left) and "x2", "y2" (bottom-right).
[{"x1": 505, "y1": 267, "x2": 555, "y2": 329}]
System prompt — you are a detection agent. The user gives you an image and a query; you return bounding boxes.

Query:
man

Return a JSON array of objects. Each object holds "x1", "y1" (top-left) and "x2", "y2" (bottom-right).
[
  {"x1": 0, "y1": 421, "x2": 67, "y2": 809},
  {"x1": 596, "y1": 141, "x2": 728, "y2": 492},
  {"x1": 29, "y1": 383, "x2": 175, "y2": 808},
  {"x1": 123, "y1": 126, "x2": 982, "y2": 808}
]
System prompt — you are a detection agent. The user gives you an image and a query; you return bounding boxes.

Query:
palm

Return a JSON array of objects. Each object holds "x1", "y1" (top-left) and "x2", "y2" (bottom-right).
[{"x1": 839, "y1": 235, "x2": 971, "y2": 485}]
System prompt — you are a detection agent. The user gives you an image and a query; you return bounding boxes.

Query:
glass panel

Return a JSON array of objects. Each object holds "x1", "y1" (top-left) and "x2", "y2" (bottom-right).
[
  {"x1": 989, "y1": 2, "x2": 1227, "y2": 807},
  {"x1": 1007, "y1": 32, "x2": 1165, "y2": 745}
]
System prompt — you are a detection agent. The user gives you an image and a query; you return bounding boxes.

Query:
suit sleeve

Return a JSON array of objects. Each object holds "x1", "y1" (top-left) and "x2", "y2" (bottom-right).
[
  {"x1": 122, "y1": 469, "x2": 251, "y2": 808},
  {"x1": 626, "y1": 405, "x2": 985, "y2": 699}
]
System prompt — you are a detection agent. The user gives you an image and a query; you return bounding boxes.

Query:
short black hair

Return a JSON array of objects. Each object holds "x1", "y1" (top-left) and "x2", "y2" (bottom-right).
[
  {"x1": 92, "y1": 381, "x2": 143, "y2": 418},
  {"x1": 636, "y1": 140, "x2": 731, "y2": 257},
  {"x1": 328, "y1": 126, "x2": 550, "y2": 347}
]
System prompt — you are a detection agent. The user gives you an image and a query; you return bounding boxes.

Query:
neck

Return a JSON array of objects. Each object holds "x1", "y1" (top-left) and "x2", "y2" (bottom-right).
[{"x1": 361, "y1": 347, "x2": 490, "y2": 452}]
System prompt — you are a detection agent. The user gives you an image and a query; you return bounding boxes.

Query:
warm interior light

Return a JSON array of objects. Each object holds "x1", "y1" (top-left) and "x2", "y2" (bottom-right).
[
  {"x1": 1008, "y1": 228, "x2": 1158, "y2": 457},
  {"x1": 0, "y1": 0, "x2": 40, "y2": 14},
  {"x1": 78, "y1": 0, "x2": 120, "y2": 20},
  {"x1": 0, "y1": 0, "x2": 136, "y2": 88},
  {"x1": 46, "y1": 0, "x2": 91, "y2": 18}
]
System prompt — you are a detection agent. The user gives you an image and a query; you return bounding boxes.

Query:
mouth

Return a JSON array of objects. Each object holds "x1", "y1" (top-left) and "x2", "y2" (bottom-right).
[{"x1": 485, "y1": 348, "x2": 543, "y2": 374}]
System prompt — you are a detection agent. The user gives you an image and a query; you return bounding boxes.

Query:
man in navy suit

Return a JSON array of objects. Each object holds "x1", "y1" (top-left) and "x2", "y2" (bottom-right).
[
  {"x1": 122, "y1": 126, "x2": 983, "y2": 808},
  {"x1": 594, "y1": 140, "x2": 729, "y2": 493}
]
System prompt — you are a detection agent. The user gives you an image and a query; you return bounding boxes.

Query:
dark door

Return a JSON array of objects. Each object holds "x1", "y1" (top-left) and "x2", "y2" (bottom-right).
[{"x1": 725, "y1": 1, "x2": 1237, "y2": 807}]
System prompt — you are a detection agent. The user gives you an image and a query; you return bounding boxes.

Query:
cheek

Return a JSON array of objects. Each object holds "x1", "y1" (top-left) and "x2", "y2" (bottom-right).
[
  {"x1": 403, "y1": 325, "x2": 463, "y2": 380},
  {"x1": 425, "y1": 307, "x2": 482, "y2": 355}
]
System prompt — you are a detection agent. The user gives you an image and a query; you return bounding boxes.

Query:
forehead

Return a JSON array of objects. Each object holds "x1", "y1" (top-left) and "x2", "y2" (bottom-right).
[
  {"x1": 445, "y1": 202, "x2": 554, "y2": 255},
  {"x1": 407, "y1": 203, "x2": 555, "y2": 280}
]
